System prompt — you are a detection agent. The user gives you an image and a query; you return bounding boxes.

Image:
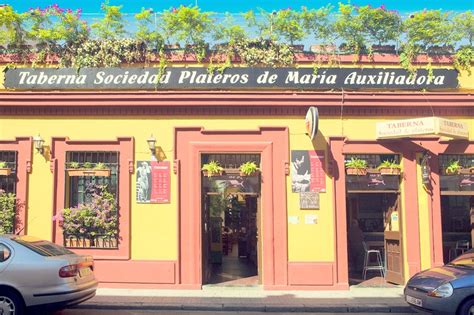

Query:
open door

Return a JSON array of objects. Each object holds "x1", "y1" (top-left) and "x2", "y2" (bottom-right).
[{"x1": 384, "y1": 194, "x2": 404, "y2": 284}]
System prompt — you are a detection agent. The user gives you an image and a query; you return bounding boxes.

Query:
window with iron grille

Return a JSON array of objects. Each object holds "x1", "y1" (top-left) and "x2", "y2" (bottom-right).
[
  {"x1": 202, "y1": 154, "x2": 261, "y2": 170},
  {"x1": 0, "y1": 151, "x2": 17, "y2": 234},
  {"x1": 0, "y1": 151, "x2": 17, "y2": 194},
  {"x1": 63, "y1": 151, "x2": 119, "y2": 249},
  {"x1": 344, "y1": 154, "x2": 401, "y2": 192}
]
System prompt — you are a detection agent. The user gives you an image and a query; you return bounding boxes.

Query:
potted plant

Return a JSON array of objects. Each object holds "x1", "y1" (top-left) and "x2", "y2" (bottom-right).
[
  {"x1": 445, "y1": 160, "x2": 462, "y2": 175},
  {"x1": 161, "y1": 5, "x2": 212, "y2": 62},
  {"x1": 271, "y1": 9, "x2": 306, "y2": 50},
  {"x1": 57, "y1": 184, "x2": 118, "y2": 248},
  {"x1": 357, "y1": 5, "x2": 401, "y2": 53},
  {"x1": 66, "y1": 162, "x2": 111, "y2": 177},
  {"x1": 239, "y1": 161, "x2": 260, "y2": 176},
  {"x1": 0, "y1": 190, "x2": 16, "y2": 234},
  {"x1": 345, "y1": 157, "x2": 368, "y2": 175},
  {"x1": 334, "y1": 3, "x2": 366, "y2": 55},
  {"x1": 202, "y1": 160, "x2": 224, "y2": 177},
  {"x1": 377, "y1": 160, "x2": 402, "y2": 175},
  {"x1": 0, "y1": 161, "x2": 12, "y2": 176}
]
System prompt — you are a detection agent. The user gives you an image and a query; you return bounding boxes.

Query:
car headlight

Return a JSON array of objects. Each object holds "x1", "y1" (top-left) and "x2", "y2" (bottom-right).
[{"x1": 428, "y1": 283, "x2": 454, "y2": 298}]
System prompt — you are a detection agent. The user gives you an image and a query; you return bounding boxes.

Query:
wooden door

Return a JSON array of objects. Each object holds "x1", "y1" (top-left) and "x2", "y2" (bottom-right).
[
  {"x1": 202, "y1": 194, "x2": 211, "y2": 284},
  {"x1": 384, "y1": 193, "x2": 404, "y2": 284}
]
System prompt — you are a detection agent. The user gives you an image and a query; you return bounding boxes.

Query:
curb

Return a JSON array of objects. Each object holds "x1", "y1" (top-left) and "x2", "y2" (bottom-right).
[{"x1": 73, "y1": 303, "x2": 415, "y2": 313}]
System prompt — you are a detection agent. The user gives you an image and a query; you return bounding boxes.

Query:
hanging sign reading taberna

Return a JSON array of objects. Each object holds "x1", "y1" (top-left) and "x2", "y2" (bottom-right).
[{"x1": 305, "y1": 106, "x2": 319, "y2": 140}]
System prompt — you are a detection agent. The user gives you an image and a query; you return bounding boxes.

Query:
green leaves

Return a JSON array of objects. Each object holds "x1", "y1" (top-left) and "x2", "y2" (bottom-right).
[
  {"x1": 161, "y1": 6, "x2": 212, "y2": 48},
  {"x1": 91, "y1": 1, "x2": 125, "y2": 40},
  {"x1": 0, "y1": 191, "x2": 16, "y2": 234},
  {"x1": 403, "y1": 10, "x2": 454, "y2": 49}
]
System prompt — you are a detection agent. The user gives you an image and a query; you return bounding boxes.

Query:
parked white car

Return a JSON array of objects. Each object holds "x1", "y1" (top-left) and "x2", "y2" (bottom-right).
[{"x1": 0, "y1": 235, "x2": 97, "y2": 314}]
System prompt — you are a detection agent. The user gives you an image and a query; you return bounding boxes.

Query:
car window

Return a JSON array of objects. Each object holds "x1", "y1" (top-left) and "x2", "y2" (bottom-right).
[
  {"x1": 13, "y1": 239, "x2": 74, "y2": 257},
  {"x1": 450, "y1": 251, "x2": 474, "y2": 267},
  {"x1": 0, "y1": 244, "x2": 11, "y2": 262}
]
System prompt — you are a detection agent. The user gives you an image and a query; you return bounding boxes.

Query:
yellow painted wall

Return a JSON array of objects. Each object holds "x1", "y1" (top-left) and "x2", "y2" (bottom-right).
[
  {"x1": 417, "y1": 153, "x2": 432, "y2": 271},
  {"x1": 4, "y1": 113, "x2": 473, "y2": 264}
]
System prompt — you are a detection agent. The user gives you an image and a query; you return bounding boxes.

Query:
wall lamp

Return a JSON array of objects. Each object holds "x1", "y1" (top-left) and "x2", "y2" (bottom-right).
[
  {"x1": 33, "y1": 134, "x2": 45, "y2": 154},
  {"x1": 147, "y1": 135, "x2": 156, "y2": 154}
]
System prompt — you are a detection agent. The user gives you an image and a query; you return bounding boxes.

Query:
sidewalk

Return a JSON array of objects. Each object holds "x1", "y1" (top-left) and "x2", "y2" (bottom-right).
[{"x1": 75, "y1": 286, "x2": 414, "y2": 313}]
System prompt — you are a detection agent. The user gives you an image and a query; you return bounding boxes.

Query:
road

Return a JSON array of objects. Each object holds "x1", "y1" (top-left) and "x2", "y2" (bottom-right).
[{"x1": 54, "y1": 310, "x2": 414, "y2": 315}]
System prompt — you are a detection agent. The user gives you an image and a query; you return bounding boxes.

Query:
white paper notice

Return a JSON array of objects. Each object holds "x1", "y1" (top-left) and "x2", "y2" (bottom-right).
[
  {"x1": 288, "y1": 216, "x2": 299, "y2": 224},
  {"x1": 305, "y1": 214, "x2": 318, "y2": 224}
]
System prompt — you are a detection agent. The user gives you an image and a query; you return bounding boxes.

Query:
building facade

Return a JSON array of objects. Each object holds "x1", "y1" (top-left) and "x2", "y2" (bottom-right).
[{"x1": 0, "y1": 56, "x2": 473, "y2": 290}]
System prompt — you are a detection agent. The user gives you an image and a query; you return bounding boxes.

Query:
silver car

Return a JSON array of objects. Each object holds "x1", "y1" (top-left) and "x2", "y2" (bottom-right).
[{"x1": 0, "y1": 235, "x2": 98, "y2": 314}]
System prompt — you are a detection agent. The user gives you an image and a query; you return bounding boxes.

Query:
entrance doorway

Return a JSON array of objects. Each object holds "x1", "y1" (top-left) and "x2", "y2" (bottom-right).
[
  {"x1": 344, "y1": 154, "x2": 404, "y2": 286},
  {"x1": 201, "y1": 154, "x2": 261, "y2": 286},
  {"x1": 347, "y1": 192, "x2": 401, "y2": 286},
  {"x1": 441, "y1": 196, "x2": 474, "y2": 264}
]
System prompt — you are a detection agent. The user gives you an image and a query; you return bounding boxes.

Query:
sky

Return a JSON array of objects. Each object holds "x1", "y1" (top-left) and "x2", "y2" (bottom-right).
[{"x1": 4, "y1": 0, "x2": 473, "y2": 13}]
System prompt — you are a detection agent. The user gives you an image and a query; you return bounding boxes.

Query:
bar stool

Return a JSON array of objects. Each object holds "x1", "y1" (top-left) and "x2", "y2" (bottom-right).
[
  {"x1": 449, "y1": 240, "x2": 470, "y2": 261},
  {"x1": 362, "y1": 242, "x2": 385, "y2": 279}
]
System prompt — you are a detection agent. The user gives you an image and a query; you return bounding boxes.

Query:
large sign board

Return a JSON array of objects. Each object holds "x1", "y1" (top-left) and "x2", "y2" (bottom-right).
[
  {"x1": 4, "y1": 67, "x2": 458, "y2": 90},
  {"x1": 376, "y1": 117, "x2": 469, "y2": 139}
]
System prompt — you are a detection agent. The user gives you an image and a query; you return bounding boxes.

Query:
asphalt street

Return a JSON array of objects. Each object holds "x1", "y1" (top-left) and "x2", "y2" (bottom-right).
[{"x1": 55, "y1": 310, "x2": 414, "y2": 315}]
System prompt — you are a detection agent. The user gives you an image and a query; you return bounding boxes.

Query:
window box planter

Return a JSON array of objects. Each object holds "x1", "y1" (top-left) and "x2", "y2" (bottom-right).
[
  {"x1": 427, "y1": 45, "x2": 454, "y2": 55},
  {"x1": 0, "y1": 168, "x2": 12, "y2": 176},
  {"x1": 66, "y1": 168, "x2": 111, "y2": 177},
  {"x1": 378, "y1": 167, "x2": 401, "y2": 175},
  {"x1": 202, "y1": 170, "x2": 224, "y2": 177},
  {"x1": 290, "y1": 44, "x2": 305, "y2": 52},
  {"x1": 459, "y1": 167, "x2": 474, "y2": 175},
  {"x1": 371, "y1": 45, "x2": 396, "y2": 53},
  {"x1": 346, "y1": 167, "x2": 368, "y2": 176},
  {"x1": 239, "y1": 170, "x2": 260, "y2": 177},
  {"x1": 310, "y1": 44, "x2": 336, "y2": 53}
]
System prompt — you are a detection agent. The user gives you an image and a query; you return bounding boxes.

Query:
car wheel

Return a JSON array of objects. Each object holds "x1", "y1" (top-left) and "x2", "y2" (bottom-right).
[
  {"x1": 459, "y1": 298, "x2": 474, "y2": 315},
  {"x1": 0, "y1": 290, "x2": 25, "y2": 315}
]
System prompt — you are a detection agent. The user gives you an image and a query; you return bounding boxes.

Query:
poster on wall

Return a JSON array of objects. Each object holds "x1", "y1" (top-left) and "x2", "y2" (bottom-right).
[
  {"x1": 299, "y1": 192, "x2": 320, "y2": 209},
  {"x1": 291, "y1": 150, "x2": 326, "y2": 193},
  {"x1": 136, "y1": 160, "x2": 170, "y2": 203}
]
